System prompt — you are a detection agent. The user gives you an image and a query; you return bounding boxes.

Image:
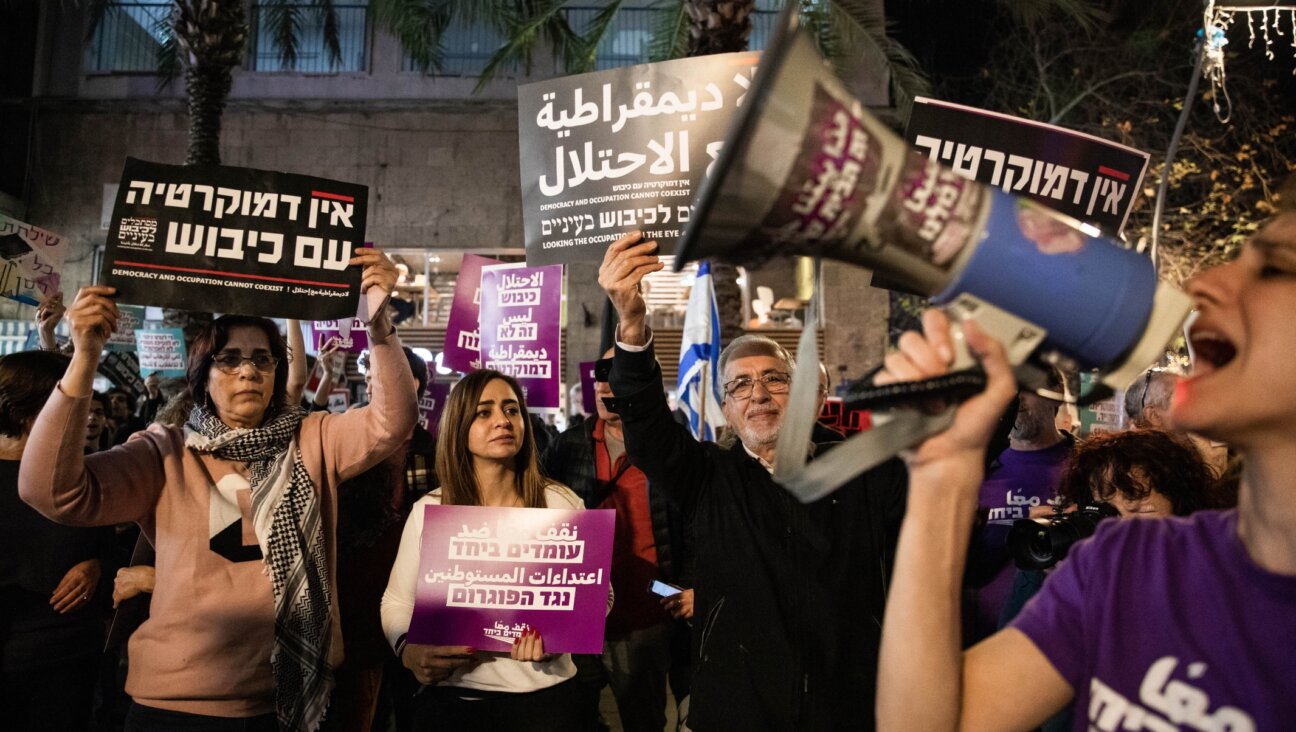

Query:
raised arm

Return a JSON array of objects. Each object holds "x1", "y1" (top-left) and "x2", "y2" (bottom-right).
[
  {"x1": 875, "y1": 310, "x2": 1071, "y2": 731},
  {"x1": 599, "y1": 232, "x2": 712, "y2": 507},
  {"x1": 318, "y1": 247, "x2": 417, "y2": 481},
  {"x1": 20, "y1": 286, "x2": 165, "y2": 526},
  {"x1": 285, "y1": 318, "x2": 308, "y2": 406}
]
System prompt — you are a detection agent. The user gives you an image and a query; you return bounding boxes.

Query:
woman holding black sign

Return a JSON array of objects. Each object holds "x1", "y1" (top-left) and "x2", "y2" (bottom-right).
[
  {"x1": 19, "y1": 247, "x2": 417, "y2": 732},
  {"x1": 382, "y1": 369, "x2": 592, "y2": 731}
]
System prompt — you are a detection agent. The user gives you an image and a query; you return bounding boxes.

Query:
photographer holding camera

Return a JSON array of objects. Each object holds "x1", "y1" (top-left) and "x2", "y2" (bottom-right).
[
  {"x1": 875, "y1": 195, "x2": 1296, "y2": 731},
  {"x1": 1006, "y1": 429, "x2": 1230, "y2": 576}
]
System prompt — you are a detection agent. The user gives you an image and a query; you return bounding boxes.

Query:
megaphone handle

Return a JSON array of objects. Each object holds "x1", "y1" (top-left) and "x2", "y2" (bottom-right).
[{"x1": 842, "y1": 369, "x2": 988, "y2": 412}]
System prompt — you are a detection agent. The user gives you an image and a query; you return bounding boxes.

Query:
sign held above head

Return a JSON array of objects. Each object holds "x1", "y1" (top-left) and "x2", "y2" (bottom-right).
[
  {"x1": 101, "y1": 158, "x2": 368, "y2": 321},
  {"x1": 518, "y1": 51, "x2": 761, "y2": 266}
]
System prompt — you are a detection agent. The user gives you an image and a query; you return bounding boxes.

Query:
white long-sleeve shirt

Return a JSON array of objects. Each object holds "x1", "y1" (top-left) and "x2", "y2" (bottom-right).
[{"x1": 382, "y1": 483, "x2": 593, "y2": 694}]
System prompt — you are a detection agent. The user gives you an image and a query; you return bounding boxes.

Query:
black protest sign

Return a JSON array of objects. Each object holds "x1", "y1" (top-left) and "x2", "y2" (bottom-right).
[
  {"x1": 101, "y1": 158, "x2": 367, "y2": 320},
  {"x1": 904, "y1": 98, "x2": 1149, "y2": 236},
  {"x1": 98, "y1": 351, "x2": 147, "y2": 396},
  {"x1": 518, "y1": 51, "x2": 761, "y2": 265}
]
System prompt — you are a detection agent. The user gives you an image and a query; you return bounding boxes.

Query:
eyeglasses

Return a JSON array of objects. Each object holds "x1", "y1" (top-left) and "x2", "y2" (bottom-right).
[
  {"x1": 1138, "y1": 369, "x2": 1156, "y2": 416},
  {"x1": 593, "y1": 357, "x2": 614, "y2": 383},
  {"x1": 211, "y1": 353, "x2": 279, "y2": 374},
  {"x1": 724, "y1": 372, "x2": 792, "y2": 400}
]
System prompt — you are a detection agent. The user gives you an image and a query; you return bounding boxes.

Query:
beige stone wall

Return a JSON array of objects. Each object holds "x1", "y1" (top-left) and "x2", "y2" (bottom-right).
[
  {"x1": 9, "y1": 99, "x2": 522, "y2": 318},
  {"x1": 822, "y1": 262, "x2": 891, "y2": 386}
]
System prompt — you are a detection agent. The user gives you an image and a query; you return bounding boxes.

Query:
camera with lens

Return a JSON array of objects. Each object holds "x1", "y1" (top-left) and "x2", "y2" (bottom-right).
[{"x1": 1007, "y1": 502, "x2": 1119, "y2": 571}]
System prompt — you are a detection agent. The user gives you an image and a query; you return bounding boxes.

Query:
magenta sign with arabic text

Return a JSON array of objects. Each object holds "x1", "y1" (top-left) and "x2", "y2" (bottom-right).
[
  {"x1": 407, "y1": 505, "x2": 614, "y2": 654},
  {"x1": 479, "y1": 262, "x2": 563, "y2": 412},
  {"x1": 442, "y1": 254, "x2": 500, "y2": 373}
]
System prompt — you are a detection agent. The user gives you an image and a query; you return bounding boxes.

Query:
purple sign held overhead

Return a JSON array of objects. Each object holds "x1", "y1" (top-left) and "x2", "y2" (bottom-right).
[
  {"x1": 479, "y1": 262, "x2": 563, "y2": 412},
  {"x1": 311, "y1": 318, "x2": 368, "y2": 353},
  {"x1": 418, "y1": 381, "x2": 451, "y2": 436},
  {"x1": 442, "y1": 254, "x2": 500, "y2": 373},
  {"x1": 407, "y1": 505, "x2": 614, "y2": 654}
]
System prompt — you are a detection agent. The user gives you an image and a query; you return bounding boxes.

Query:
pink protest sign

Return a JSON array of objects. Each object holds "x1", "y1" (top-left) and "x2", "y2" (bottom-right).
[
  {"x1": 418, "y1": 381, "x2": 451, "y2": 436},
  {"x1": 479, "y1": 262, "x2": 563, "y2": 412},
  {"x1": 442, "y1": 254, "x2": 501, "y2": 373},
  {"x1": 311, "y1": 318, "x2": 368, "y2": 353},
  {"x1": 407, "y1": 504, "x2": 614, "y2": 654}
]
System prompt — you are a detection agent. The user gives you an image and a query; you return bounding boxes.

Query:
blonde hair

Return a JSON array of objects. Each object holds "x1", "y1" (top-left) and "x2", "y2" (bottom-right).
[{"x1": 435, "y1": 370, "x2": 548, "y2": 508}]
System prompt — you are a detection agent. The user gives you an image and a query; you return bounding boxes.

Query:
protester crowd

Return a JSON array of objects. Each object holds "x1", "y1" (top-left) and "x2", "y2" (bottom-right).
[{"x1": 3, "y1": 170, "x2": 1294, "y2": 732}]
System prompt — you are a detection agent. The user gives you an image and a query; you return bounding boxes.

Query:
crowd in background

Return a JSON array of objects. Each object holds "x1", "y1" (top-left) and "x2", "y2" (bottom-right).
[{"x1": 3, "y1": 187, "x2": 1296, "y2": 731}]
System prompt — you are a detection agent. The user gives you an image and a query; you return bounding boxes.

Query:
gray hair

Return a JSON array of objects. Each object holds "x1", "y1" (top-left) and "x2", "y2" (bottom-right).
[
  {"x1": 1123, "y1": 369, "x2": 1175, "y2": 426},
  {"x1": 718, "y1": 335, "x2": 795, "y2": 382}
]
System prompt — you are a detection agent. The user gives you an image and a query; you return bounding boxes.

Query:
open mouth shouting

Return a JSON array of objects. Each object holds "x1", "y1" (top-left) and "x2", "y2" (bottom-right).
[{"x1": 1187, "y1": 326, "x2": 1237, "y2": 378}]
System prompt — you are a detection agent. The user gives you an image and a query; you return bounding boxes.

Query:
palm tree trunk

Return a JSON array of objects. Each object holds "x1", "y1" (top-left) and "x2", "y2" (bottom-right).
[
  {"x1": 184, "y1": 62, "x2": 232, "y2": 166},
  {"x1": 684, "y1": 0, "x2": 755, "y2": 347}
]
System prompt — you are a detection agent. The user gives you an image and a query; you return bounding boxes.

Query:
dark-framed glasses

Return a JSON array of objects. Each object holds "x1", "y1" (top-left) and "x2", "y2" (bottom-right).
[
  {"x1": 594, "y1": 357, "x2": 614, "y2": 383},
  {"x1": 724, "y1": 372, "x2": 792, "y2": 399},
  {"x1": 212, "y1": 352, "x2": 279, "y2": 374}
]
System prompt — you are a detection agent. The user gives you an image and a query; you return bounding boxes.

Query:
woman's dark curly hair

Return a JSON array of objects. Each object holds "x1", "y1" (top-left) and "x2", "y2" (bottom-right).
[
  {"x1": 1058, "y1": 429, "x2": 1227, "y2": 516},
  {"x1": 0, "y1": 350, "x2": 71, "y2": 437},
  {"x1": 186, "y1": 315, "x2": 289, "y2": 420}
]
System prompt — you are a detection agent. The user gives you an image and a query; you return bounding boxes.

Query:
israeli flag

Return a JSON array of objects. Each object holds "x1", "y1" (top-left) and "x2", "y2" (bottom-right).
[{"x1": 677, "y1": 261, "x2": 726, "y2": 441}]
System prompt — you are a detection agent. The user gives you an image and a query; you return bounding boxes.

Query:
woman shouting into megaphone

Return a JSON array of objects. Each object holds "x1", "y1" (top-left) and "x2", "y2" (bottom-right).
[{"x1": 876, "y1": 194, "x2": 1296, "y2": 730}]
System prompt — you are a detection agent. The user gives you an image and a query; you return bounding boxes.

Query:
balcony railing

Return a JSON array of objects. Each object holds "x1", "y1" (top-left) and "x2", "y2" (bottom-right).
[
  {"x1": 250, "y1": 2, "x2": 370, "y2": 73},
  {"x1": 87, "y1": 2, "x2": 778, "y2": 77},
  {"x1": 86, "y1": 1, "x2": 171, "y2": 73},
  {"x1": 403, "y1": 6, "x2": 780, "y2": 77}
]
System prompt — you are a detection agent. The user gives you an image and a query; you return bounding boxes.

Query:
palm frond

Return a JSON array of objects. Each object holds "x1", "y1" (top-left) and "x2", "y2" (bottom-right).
[
  {"x1": 311, "y1": 0, "x2": 344, "y2": 69},
  {"x1": 261, "y1": 1, "x2": 302, "y2": 70},
  {"x1": 153, "y1": 12, "x2": 181, "y2": 91},
  {"x1": 476, "y1": 0, "x2": 579, "y2": 91},
  {"x1": 84, "y1": 0, "x2": 115, "y2": 44},
  {"x1": 646, "y1": 0, "x2": 690, "y2": 62},
  {"x1": 570, "y1": 0, "x2": 624, "y2": 73},
  {"x1": 372, "y1": 0, "x2": 452, "y2": 73},
  {"x1": 824, "y1": 0, "x2": 931, "y2": 121},
  {"x1": 997, "y1": 0, "x2": 1105, "y2": 33}
]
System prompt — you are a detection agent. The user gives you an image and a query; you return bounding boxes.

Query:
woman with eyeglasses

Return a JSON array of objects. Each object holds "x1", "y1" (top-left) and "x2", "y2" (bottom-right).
[{"x1": 19, "y1": 247, "x2": 417, "y2": 732}]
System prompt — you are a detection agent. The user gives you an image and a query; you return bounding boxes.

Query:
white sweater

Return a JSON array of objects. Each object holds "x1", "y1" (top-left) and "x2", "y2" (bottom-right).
[{"x1": 381, "y1": 484, "x2": 589, "y2": 694}]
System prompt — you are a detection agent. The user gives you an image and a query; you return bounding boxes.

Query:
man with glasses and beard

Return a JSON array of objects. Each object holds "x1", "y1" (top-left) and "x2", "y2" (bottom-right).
[
  {"x1": 966, "y1": 368, "x2": 1072, "y2": 644},
  {"x1": 598, "y1": 233, "x2": 907, "y2": 732}
]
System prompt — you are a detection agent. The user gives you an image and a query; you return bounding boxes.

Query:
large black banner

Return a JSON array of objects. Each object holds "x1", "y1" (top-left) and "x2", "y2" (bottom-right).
[
  {"x1": 101, "y1": 158, "x2": 367, "y2": 320},
  {"x1": 518, "y1": 51, "x2": 761, "y2": 265},
  {"x1": 904, "y1": 98, "x2": 1149, "y2": 236}
]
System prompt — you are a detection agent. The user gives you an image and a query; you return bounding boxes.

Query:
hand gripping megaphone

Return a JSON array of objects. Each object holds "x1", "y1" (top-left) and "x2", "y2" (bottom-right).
[{"x1": 672, "y1": 6, "x2": 1192, "y2": 503}]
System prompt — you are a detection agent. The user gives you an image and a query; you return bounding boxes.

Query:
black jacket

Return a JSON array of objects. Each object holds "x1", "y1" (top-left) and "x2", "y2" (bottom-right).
[
  {"x1": 611, "y1": 342, "x2": 907, "y2": 731},
  {"x1": 542, "y1": 417, "x2": 693, "y2": 587}
]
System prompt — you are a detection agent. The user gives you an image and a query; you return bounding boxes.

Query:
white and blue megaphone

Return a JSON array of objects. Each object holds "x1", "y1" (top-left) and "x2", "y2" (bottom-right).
[{"x1": 672, "y1": 6, "x2": 1192, "y2": 502}]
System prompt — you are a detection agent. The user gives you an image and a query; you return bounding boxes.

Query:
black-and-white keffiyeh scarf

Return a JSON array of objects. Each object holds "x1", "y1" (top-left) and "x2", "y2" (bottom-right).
[{"x1": 185, "y1": 404, "x2": 333, "y2": 732}]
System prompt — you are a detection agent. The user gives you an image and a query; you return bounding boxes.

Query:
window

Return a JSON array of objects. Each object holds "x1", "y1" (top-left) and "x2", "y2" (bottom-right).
[
  {"x1": 250, "y1": 1, "x2": 370, "y2": 73},
  {"x1": 563, "y1": 5, "x2": 782, "y2": 72},
  {"x1": 86, "y1": 1, "x2": 171, "y2": 73},
  {"x1": 401, "y1": 20, "x2": 512, "y2": 76}
]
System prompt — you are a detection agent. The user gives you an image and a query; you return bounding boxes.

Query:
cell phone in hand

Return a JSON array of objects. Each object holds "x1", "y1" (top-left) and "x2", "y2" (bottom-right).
[{"x1": 648, "y1": 580, "x2": 682, "y2": 598}]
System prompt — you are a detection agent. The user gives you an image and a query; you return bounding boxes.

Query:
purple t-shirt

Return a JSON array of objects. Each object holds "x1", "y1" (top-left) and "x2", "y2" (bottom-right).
[
  {"x1": 970, "y1": 438, "x2": 1071, "y2": 640},
  {"x1": 1013, "y1": 509, "x2": 1296, "y2": 731}
]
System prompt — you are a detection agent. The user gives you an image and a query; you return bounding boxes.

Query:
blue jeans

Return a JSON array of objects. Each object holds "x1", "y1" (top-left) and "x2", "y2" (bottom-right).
[{"x1": 125, "y1": 703, "x2": 278, "y2": 732}]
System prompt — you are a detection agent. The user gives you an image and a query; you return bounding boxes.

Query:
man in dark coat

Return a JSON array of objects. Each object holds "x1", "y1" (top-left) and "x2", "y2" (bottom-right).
[{"x1": 598, "y1": 232, "x2": 907, "y2": 731}]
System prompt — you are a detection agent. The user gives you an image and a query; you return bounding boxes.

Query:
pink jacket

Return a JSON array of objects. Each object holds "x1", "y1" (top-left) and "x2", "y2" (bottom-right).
[{"x1": 20, "y1": 331, "x2": 417, "y2": 717}]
